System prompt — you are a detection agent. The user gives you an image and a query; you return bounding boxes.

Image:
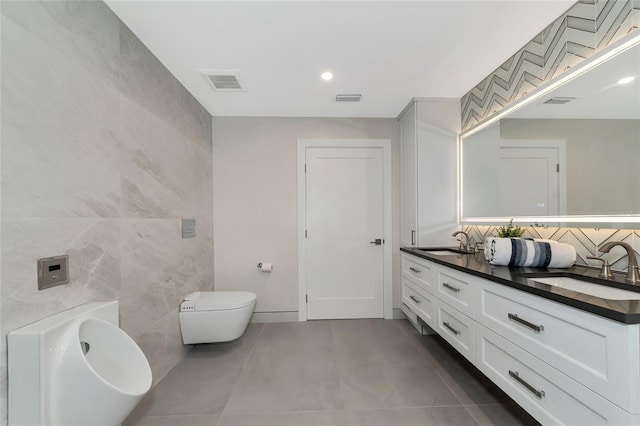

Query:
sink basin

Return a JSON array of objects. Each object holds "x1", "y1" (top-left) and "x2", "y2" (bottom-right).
[
  {"x1": 424, "y1": 250, "x2": 461, "y2": 256},
  {"x1": 532, "y1": 277, "x2": 640, "y2": 300},
  {"x1": 417, "y1": 248, "x2": 467, "y2": 256}
]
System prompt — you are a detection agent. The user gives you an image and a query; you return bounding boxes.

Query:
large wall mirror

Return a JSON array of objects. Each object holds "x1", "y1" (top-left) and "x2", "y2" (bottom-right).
[{"x1": 461, "y1": 35, "x2": 640, "y2": 228}]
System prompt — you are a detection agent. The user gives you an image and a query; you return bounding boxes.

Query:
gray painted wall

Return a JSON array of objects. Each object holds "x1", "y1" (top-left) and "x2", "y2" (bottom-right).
[
  {"x1": 0, "y1": 2, "x2": 213, "y2": 422},
  {"x1": 212, "y1": 117, "x2": 401, "y2": 315}
]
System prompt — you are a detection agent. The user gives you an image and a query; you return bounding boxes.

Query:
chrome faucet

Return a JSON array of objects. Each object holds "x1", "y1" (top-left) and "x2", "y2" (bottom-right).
[
  {"x1": 599, "y1": 241, "x2": 640, "y2": 284},
  {"x1": 452, "y1": 231, "x2": 471, "y2": 253}
]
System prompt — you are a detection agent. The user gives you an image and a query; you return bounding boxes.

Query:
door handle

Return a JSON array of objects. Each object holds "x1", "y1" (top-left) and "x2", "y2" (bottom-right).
[{"x1": 369, "y1": 239, "x2": 383, "y2": 245}]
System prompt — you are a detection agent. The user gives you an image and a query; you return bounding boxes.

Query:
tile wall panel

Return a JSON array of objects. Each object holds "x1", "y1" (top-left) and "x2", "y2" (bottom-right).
[
  {"x1": 461, "y1": 0, "x2": 640, "y2": 132},
  {"x1": 0, "y1": 2, "x2": 213, "y2": 424}
]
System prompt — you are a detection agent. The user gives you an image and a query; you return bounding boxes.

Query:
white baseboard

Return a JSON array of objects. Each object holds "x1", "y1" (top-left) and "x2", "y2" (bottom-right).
[
  {"x1": 250, "y1": 311, "x2": 298, "y2": 323},
  {"x1": 251, "y1": 310, "x2": 406, "y2": 323}
]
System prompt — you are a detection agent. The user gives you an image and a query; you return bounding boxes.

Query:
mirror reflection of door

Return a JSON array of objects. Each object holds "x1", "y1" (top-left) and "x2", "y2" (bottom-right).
[{"x1": 498, "y1": 146, "x2": 563, "y2": 216}]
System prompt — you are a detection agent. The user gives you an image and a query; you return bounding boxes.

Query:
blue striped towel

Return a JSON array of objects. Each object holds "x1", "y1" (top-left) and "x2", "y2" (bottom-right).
[{"x1": 484, "y1": 237, "x2": 576, "y2": 268}]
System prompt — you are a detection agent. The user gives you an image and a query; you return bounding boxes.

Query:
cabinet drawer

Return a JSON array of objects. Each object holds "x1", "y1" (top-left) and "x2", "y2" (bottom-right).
[
  {"x1": 477, "y1": 279, "x2": 640, "y2": 413},
  {"x1": 436, "y1": 268, "x2": 474, "y2": 318},
  {"x1": 434, "y1": 299, "x2": 474, "y2": 364},
  {"x1": 401, "y1": 254, "x2": 435, "y2": 293},
  {"x1": 476, "y1": 324, "x2": 635, "y2": 426},
  {"x1": 402, "y1": 279, "x2": 435, "y2": 329}
]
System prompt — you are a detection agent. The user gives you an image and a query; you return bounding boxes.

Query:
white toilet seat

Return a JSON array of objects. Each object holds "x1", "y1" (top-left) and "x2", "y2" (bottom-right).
[{"x1": 182, "y1": 291, "x2": 256, "y2": 311}]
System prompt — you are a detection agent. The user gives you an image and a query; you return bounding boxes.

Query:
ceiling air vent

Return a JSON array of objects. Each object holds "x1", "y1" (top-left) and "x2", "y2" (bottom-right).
[
  {"x1": 335, "y1": 93, "x2": 362, "y2": 102},
  {"x1": 200, "y1": 69, "x2": 244, "y2": 91},
  {"x1": 543, "y1": 97, "x2": 576, "y2": 104}
]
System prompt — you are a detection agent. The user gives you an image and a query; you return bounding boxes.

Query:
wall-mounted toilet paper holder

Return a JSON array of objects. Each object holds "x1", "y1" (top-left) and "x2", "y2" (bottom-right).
[{"x1": 257, "y1": 262, "x2": 273, "y2": 272}]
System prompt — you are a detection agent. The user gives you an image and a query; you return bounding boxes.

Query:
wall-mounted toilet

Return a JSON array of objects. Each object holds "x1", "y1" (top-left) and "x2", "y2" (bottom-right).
[{"x1": 179, "y1": 291, "x2": 256, "y2": 344}]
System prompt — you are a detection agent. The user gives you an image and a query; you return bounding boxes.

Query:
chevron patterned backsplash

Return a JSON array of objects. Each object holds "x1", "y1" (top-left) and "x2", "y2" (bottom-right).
[
  {"x1": 460, "y1": 0, "x2": 640, "y2": 267},
  {"x1": 461, "y1": 0, "x2": 640, "y2": 132},
  {"x1": 464, "y1": 225, "x2": 640, "y2": 272}
]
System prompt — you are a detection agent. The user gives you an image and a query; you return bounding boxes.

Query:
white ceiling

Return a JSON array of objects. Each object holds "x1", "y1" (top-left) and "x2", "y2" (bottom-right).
[{"x1": 105, "y1": 0, "x2": 576, "y2": 118}]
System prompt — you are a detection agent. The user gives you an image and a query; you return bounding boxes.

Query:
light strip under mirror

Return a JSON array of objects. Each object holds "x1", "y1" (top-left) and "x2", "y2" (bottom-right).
[{"x1": 459, "y1": 32, "x2": 640, "y2": 229}]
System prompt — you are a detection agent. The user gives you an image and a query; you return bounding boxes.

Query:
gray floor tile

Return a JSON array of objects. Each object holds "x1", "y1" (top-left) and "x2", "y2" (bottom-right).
[
  {"x1": 346, "y1": 406, "x2": 479, "y2": 426},
  {"x1": 399, "y1": 322, "x2": 510, "y2": 405},
  {"x1": 339, "y1": 361, "x2": 461, "y2": 410},
  {"x1": 126, "y1": 324, "x2": 263, "y2": 418},
  {"x1": 330, "y1": 319, "x2": 427, "y2": 370},
  {"x1": 125, "y1": 319, "x2": 538, "y2": 426},
  {"x1": 333, "y1": 319, "x2": 461, "y2": 410},
  {"x1": 223, "y1": 322, "x2": 344, "y2": 413},
  {"x1": 124, "y1": 414, "x2": 220, "y2": 426},
  {"x1": 465, "y1": 403, "x2": 541, "y2": 426},
  {"x1": 217, "y1": 410, "x2": 349, "y2": 426}
]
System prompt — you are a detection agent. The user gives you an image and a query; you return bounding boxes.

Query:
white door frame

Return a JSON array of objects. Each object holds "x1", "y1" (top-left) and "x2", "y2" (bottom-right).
[{"x1": 297, "y1": 139, "x2": 393, "y2": 321}]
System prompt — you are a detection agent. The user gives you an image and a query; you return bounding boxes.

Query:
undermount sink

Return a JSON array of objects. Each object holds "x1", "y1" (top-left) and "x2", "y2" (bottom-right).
[
  {"x1": 532, "y1": 276, "x2": 640, "y2": 300},
  {"x1": 417, "y1": 248, "x2": 467, "y2": 256}
]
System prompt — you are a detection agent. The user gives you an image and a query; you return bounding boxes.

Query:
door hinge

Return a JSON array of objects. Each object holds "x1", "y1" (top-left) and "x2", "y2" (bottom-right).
[
  {"x1": 305, "y1": 230, "x2": 308, "y2": 238},
  {"x1": 557, "y1": 164, "x2": 560, "y2": 173},
  {"x1": 304, "y1": 164, "x2": 307, "y2": 173},
  {"x1": 306, "y1": 294, "x2": 308, "y2": 303}
]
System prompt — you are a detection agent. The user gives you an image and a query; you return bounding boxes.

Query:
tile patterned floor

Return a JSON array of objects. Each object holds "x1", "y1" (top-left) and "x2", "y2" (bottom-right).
[{"x1": 124, "y1": 319, "x2": 540, "y2": 426}]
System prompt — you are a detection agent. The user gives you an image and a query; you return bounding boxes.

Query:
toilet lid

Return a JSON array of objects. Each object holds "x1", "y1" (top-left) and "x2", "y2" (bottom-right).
[{"x1": 184, "y1": 291, "x2": 256, "y2": 311}]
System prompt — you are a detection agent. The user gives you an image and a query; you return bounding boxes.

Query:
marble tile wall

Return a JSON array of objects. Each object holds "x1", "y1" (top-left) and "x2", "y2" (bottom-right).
[{"x1": 0, "y1": 1, "x2": 213, "y2": 423}]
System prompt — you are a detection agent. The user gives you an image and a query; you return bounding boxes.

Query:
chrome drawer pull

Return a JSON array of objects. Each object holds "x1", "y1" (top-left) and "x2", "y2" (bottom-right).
[
  {"x1": 508, "y1": 313, "x2": 544, "y2": 333},
  {"x1": 442, "y1": 321, "x2": 460, "y2": 335},
  {"x1": 509, "y1": 370, "x2": 545, "y2": 399},
  {"x1": 409, "y1": 295, "x2": 421, "y2": 304},
  {"x1": 409, "y1": 267, "x2": 421, "y2": 274},
  {"x1": 442, "y1": 282, "x2": 460, "y2": 293}
]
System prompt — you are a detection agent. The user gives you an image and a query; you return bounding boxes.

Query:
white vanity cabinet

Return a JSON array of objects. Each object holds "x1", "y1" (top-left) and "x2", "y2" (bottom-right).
[
  {"x1": 398, "y1": 99, "x2": 459, "y2": 247},
  {"x1": 401, "y1": 251, "x2": 640, "y2": 425},
  {"x1": 476, "y1": 279, "x2": 639, "y2": 414},
  {"x1": 401, "y1": 252, "x2": 476, "y2": 363},
  {"x1": 433, "y1": 297, "x2": 475, "y2": 363},
  {"x1": 476, "y1": 325, "x2": 634, "y2": 425},
  {"x1": 402, "y1": 279, "x2": 436, "y2": 329},
  {"x1": 401, "y1": 253, "x2": 436, "y2": 330}
]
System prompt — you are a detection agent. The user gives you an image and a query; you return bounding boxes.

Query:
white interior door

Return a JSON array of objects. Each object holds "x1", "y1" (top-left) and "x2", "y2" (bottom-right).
[
  {"x1": 305, "y1": 147, "x2": 384, "y2": 319},
  {"x1": 498, "y1": 147, "x2": 559, "y2": 216}
]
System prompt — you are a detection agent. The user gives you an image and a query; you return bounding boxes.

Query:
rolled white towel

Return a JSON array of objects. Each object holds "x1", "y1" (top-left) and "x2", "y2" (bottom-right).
[{"x1": 484, "y1": 237, "x2": 576, "y2": 268}]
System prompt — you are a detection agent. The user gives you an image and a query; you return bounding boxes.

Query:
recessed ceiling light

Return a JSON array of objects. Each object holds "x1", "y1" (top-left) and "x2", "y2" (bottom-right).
[
  {"x1": 617, "y1": 76, "x2": 635, "y2": 85},
  {"x1": 321, "y1": 71, "x2": 333, "y2": 81}
]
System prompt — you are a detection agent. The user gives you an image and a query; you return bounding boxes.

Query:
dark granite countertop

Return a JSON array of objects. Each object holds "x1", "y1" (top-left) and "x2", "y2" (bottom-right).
[{"x1": 401, "y1": 246, "x2": 640, "y2": 324}]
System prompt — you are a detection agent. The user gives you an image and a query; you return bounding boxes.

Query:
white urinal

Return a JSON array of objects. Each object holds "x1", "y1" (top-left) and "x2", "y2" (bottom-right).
[
  {"x1": 8, "y1": 301, "x2": 152, "y2": 426},
  {"x1": 51, "y1": 317, "x2": 152, "y2": 425}
]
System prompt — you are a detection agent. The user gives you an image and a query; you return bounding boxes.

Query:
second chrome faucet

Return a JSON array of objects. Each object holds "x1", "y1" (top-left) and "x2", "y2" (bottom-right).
[{"x1": 598, "y1": 241, "x2": 640, "y2": 284}]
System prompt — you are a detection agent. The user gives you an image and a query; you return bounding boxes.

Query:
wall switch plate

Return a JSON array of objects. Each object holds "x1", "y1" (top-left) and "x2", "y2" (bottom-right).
[
  {"x1": 182, "y1": 218, "x2": 196, "y2": 238},
  {"x1": 37, "y1": 255, "x2": 69, "y2": 290}
]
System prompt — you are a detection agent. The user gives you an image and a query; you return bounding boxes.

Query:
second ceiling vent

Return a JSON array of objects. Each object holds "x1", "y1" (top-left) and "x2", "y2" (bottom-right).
[
  {"x1": 335, "y1": 93, "x2": 362, "y2": 102},
  {"x1": 201, "y1": 70, "x2": 244, "y2": 91},
  {"x1": 543, "y1": 96, "x2": 575, "y2": 104}
]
